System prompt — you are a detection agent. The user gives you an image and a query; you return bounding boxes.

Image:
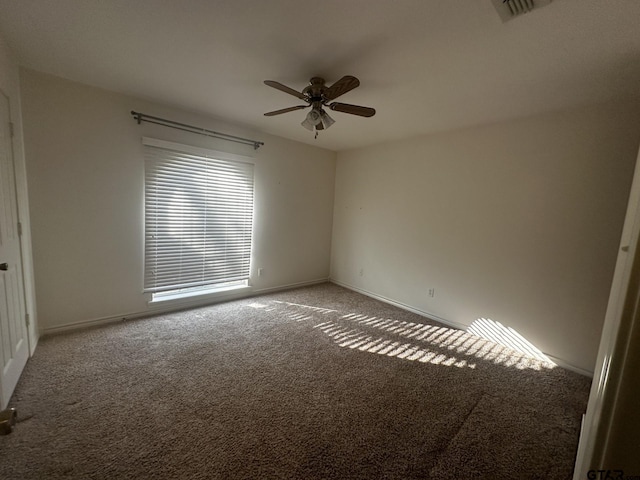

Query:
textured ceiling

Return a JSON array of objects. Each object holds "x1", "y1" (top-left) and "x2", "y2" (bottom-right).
[{"x1": 1, "y1": 0, "x2": 639, "y2": 151}]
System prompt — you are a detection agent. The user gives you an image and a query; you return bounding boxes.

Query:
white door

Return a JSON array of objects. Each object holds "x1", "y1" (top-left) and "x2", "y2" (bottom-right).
[
  {"x1": 573, "y1": 139, "x2": 640, "y2": 477},
  {"x1": 0, "y1": 91, "x2": 28, "y2": 410}
]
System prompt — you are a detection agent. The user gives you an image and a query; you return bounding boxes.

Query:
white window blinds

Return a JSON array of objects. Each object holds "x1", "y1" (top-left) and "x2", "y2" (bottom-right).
[{"x1": 143, "y1": 139, "x2": 254, "y2": 294}]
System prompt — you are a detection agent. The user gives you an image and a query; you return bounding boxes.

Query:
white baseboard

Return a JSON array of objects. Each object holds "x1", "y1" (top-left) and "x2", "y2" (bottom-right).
[
  {"x1": 545, "y1": 354, "x2": 593, "y2": 378},
  {"x1": 42, "y1": 277, "x2": 329, "y2": 336},
  {"x1": 330, "y1": 279, "x2": 468, "y2": 330},
  {"x1": 330, "y1": 279, "x2": 594, "y2": 378},
  {"x1": 250, "y1": 278, "x2": 328, "y2": 296}
]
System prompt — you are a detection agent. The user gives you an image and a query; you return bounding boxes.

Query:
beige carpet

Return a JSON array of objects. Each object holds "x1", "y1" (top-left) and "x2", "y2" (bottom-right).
[{"x1": 0, "y1": 283, "x2": 591, "y2": 479}]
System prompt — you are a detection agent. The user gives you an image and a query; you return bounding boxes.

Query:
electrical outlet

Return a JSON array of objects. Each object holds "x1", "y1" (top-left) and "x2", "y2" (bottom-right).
[
  {"x1": 359, "y1": 268, "x2": 364, "y2": 277},
  {"x1": 428, "y1": 288, "x2": 435, "y2": 298},
  {"x1": 258, "y1": 268, "x2": 264, "y2": 277}
]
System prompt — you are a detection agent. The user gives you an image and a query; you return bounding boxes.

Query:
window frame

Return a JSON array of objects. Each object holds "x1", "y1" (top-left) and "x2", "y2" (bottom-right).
[{"x1": 142, "y1": 137, "x2": 255, "y2": 303}]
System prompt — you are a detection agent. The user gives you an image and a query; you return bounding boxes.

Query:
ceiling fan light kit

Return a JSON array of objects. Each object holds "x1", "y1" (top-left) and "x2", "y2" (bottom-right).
[
  {"x1": 301, "y1": 108, "x2": 335, "y2": 131},
  {"x1": 264, "y1": 75, "x2": 375, "y2": 136},
  {"x1": 320, "y1": 110, "x2": 335, "y2": 129}
]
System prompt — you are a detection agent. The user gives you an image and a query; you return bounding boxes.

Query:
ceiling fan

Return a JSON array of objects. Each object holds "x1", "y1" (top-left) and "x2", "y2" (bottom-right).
[{"x1": 263, "y1": 76, "x2": 375, "y2": 134}]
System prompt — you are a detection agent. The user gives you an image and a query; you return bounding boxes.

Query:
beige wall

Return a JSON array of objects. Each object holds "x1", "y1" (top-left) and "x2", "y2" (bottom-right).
[
  {"x1": 331, "y1": 104, "x2": 640, "y2": 373},
  {"x1": 0, "y1": 35, "x2": 38, "y2": 350},
  {"x1": 20, "y1": 69, "x2": 336, "y2": 331},
  {"x1": 18, "y1": 65, "x2": 640, "y2": 373}
]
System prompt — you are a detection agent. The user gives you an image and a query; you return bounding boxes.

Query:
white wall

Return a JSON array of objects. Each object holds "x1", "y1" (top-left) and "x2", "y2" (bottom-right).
[
  {"x1": 20, "y1": 69, "x2": 336, "y2": 332},
  {"x1": 0, "y1": 34, "x2": 38, "y2": 351},
  {"x1": 331, "y1": 103, "x2": 640, "y2": 373},
  {"x1": 19, "y1": 66, "x2": 640, "y2": 373}
]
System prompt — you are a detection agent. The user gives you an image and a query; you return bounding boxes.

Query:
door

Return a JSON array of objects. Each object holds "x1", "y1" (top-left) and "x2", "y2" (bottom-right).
[
  {"x1": 573, "y1": 140, "x2": 640, "y2": 477},
  {"x1": 0, "y1": 91, "x2": 28, "y2": 410}
]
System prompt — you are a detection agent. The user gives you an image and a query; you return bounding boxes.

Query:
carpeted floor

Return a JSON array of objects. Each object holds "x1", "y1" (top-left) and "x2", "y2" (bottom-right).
[{"x1": 0, "y1": 283, "x2": 591, "y2": 479}]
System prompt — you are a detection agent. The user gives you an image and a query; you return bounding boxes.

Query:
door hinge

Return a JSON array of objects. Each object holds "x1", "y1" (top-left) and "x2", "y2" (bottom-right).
[
  {"x1": 17, "y1": 222, "x2": 22, "y2": 236},
  {"x1": 9, "y1": 122, "x2": 14, "y2": 138},
  {"x1": 25, "y1": 313, "x2": 30, "y2": 327}
]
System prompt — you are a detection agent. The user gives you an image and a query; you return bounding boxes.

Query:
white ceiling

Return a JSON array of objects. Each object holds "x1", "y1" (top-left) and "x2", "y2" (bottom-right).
[{"x1": 1, "y1": 0, "x2": 639, "y2": 151}]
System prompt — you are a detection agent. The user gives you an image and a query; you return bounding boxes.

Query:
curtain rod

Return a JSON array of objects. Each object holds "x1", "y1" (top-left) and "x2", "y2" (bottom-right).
[{"x1": 131, "y1": 111, "x2": 264, "y2": 150}]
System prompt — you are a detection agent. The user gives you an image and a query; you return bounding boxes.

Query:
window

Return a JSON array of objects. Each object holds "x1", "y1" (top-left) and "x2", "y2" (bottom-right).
[{"x1": 143, "y1": 138, "x2": 254, "y2": 300}]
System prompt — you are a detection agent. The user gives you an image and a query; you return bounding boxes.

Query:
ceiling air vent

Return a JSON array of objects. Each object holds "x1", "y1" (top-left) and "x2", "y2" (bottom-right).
[{"x1": 491, "y1": 0, "x2": 553, "y2": 22}]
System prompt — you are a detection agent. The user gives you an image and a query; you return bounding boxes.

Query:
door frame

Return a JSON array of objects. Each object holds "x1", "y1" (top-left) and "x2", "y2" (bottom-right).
[{"x1": 573, "y1": 143, "x2": 640, "y2": 477}]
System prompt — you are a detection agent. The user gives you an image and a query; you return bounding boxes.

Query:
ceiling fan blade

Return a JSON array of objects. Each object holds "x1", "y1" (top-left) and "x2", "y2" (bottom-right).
[
  {"x1": 264, "y1": 80, "x2": 307, "y2": 100},
  {"x1": 324, "y1": 75, "x2": 360, "y2": 100},
  {"x1": 328, "y1": 102, "x2": 376, "y2": 117},
  {"x1": 264, "y1": 105, "x2": 309, "y2": 116}
]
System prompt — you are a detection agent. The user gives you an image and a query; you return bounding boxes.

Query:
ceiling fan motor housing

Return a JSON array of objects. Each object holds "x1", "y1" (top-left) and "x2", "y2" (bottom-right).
[{"x1": 303, "y1": 77, "x2": 327, "y2": 103}]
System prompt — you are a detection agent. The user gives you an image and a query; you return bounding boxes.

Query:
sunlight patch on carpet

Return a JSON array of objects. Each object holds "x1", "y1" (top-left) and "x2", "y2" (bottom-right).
[
  {"x1": 315, "y1": 322, "x2": 476, "y2": 369},
  {"x1": 268, "y1": 300, "x2": 555, "y2": 371},
  {"x1": 467, "y1": 318, "x2": 555, "y2": 365},
  {"x1": 248, "y1": 303, "x2": 268, "y2": 308}
]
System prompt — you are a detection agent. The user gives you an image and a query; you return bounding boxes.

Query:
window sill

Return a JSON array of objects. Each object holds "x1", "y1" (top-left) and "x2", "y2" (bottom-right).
[{"x1": 148, "y1": 284, "x2": 251, "y2": 305}]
